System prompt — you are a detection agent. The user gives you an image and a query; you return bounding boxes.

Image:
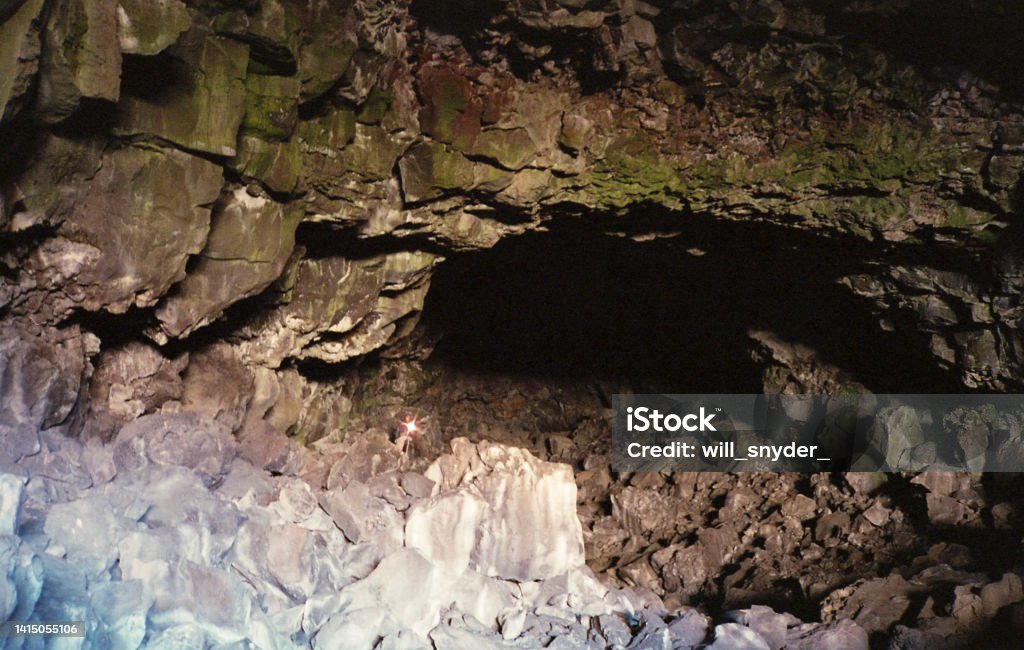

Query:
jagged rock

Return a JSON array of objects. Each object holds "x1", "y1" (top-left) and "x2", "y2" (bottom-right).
[
  {"x1": 467, "y1": 128, "x2": 537, "y2": 171},
  {"x1": 241, "y1": 74, "x2": 300, "y2": 141},
  {"x1": 399, "y1": 140, "x2": 477, "y2": 203},
  {"x1": 155, "y1": 188, "x2": 302, "y2": 340},
  {"x1": 821, "y1": 575, "x2": 916, "y2": 635},
  {"x1": 787, "y1": 620, "x2": 869, "y2": 650},
  {"x1": 116, "y1": 0, "x2": 190, "y2": 55},
  {"x1": 0, "y1": 322, "x2": 88, "y2": 461},
  {"x1": 408, "y1": 438, "x2": 585, "y2": 581},
  {"x1": 274, "y1": 477, "x2": 318, "y2": 523},
  {"x1": 667, "y1": 608, "x2": 709, "y2": 646},
  {"x1": 707, "y1": 622, "x2": 771, "y2": 649},
  {"x1": 36, "y1": 0, "x2": 121, "y2": 121},
  {"x1": 0, "y1": 474, "x2": 22, "y2": 536},
  {"x1": 180, "y1": 344, "x2": 255, "y2": 433},
  {"x1": 239, "y1": 255, "x2": 384, "y2": 368},
  {"x1": 86, "y1": 340, "x2": 188, "y2": 439},
  {"x1": 90, "y1": 579, "x2": 151, "y2": 650},
  {"x1": 113, "y1": 412, "x2": 237, "y2": 486},
  {"x1": 0, "y1": 0, "x2": 44, "y2": 125},
  {"x1": 35, "y1": 144, "x2": 223, "y2": 316},
  {"x1": 115, "y1": 28, "x2": 248, "y2": 157},
  {"x1": 887, "y1": 625, "x2": 956, "y2": 650},
  {"x1": 231, "y1": 135, "x2": 302, "y2": 193},
  {"x1": 320, "y1": 479, "x2": 404, "y2": 552},
  {"x1": 726, "y1": 605, "x2": 801, "y2": 650},
  {"x1": 780, "y1": 494, "x2": 817, "y2": 521},
  {"x1": 417, "y1": 64, "x2": 481, "y2": 148}
]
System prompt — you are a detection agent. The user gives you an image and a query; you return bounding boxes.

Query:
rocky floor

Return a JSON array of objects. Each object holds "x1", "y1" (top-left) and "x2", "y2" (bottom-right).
[
  {"x1": 318, "y1": 356, "x2": 1024, "y2": 648},
  {"x1": 3, "y1": 360, "x2": 1024, "y2": 649}
]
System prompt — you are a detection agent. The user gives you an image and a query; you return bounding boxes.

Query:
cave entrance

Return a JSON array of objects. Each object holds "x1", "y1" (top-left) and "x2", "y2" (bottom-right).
[{"x1": 419, "y1": 207, "x2": 963, "y2": 394}]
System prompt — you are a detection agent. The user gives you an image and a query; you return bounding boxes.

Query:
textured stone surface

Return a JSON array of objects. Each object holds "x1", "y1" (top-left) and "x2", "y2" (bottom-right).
[
  {"x1": 27, "y1": 144, "x2": 223, "y2": 317},
  {"x1": 0, "y1": 0, "x2": 44, "y2": 125},
  {"x1": 0, "y1": 321, "x2": 89, "y2": 462},
  {"x1": 116, "y1": 0, "x2": 190, "y2": 55},
  {"x1": 155, "y1": 188, "x2": 302, "y2": 340},
  {"x1": 115, "y1": 28, "x2": 248, "y2": 157},
  {"x1": 410, "y1": 438, "x2": 584, "y2": 581},
  {"x1": 36, "y1": 0, "x2": 121, "y2": 121}
]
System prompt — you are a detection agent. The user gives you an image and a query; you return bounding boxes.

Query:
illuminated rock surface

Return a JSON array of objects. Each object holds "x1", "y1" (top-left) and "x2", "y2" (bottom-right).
[{"x1": 3, "y1": 0, "x2": 1024, "y2": 646}]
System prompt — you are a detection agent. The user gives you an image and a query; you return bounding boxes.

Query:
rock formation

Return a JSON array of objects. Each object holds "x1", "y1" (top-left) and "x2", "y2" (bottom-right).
[{"x1": 2, "y1": 0, "x2": 1024, "y2": 646}]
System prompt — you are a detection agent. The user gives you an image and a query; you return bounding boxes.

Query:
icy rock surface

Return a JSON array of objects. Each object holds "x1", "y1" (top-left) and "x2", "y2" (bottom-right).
[
  {"x1": 407, "y1": 437, "x2": 585, "y2": 581},
  {"x1": 4, "y1": 423, "x2": 724, "y2": 649}
]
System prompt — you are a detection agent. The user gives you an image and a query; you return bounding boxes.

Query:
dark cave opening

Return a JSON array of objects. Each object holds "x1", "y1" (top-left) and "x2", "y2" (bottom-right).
[{"x1": 420, "y1": 209, "x2": 966, "y2": 394}]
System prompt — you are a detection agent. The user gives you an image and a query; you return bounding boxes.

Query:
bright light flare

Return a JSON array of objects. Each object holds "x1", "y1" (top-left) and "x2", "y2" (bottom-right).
[{"x1": 398, "y1": 416, "x2": 421, "y2": 438}]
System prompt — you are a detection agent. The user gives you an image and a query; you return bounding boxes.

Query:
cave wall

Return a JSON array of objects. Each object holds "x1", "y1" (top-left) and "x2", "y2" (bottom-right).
[{"x1": 1, "y1": 0, "x2": 1024, "y2": 454}]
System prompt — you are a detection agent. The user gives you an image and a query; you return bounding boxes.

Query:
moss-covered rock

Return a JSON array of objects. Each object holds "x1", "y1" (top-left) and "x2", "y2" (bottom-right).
[
  {"x1": 115, "y1": 28, "x2": 249, "y2": 157},
  {"x1": 356, "y1": 86, "x2": 393, "y2": 125},
  {"x1": 232, "y1": 135, "x2": 301, "y2": 194},
  {"x1": 212, "y1": 0, "x2": 301, "y2": 75},
  {"x1": 417, "y1": 64, "x2": 482, "y2": 149},
  {"x1": 116, "y1": 0, "x2": 190, "y2": 55},
  {"x1": 299, "y1": 108, "x2": 356, "y2": 152},
  {"x1": 241, "y1": 73, "x2": 300, "y2": 141},
  {"x1": 298, "y1": 30, "x2": 357, "y2": 101},
  {"x1": 584, "y1": 136, "x2": 687, "y2": 209},
  {"x1": 332, "y1": 123, "x2": 407, "y2": 181},
  {"x1": 398, "y1": 141, "x2": 476, "y2": 203},
  {"x1": 466, "y1": 128, "x2": 536, "y2": 171}
]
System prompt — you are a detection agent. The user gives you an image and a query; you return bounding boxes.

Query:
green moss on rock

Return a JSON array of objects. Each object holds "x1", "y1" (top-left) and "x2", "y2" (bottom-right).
[
  {"x1": 115, "y1": 29, "x2": 249, "y2": 157},
  {"x1": 242, "y1": 73, "x2": 300, "y2": 141},
  {"x1": 466, "y1": 128, "x2": 536, "y2": 171},
  {"x1": 356, "y1": 86, "x2": 393, "y2": 125},
  {"x1": 418, "y1": 65, "x2": 482, "y2": 149},
  {"x1": 299, "y1": 109, "x2": 356, "y2": 151},
  {"x1": 232, "y1": 135, "x2": 301, "y2": 194},
  {"x1": 299, "y1": 37, "x2": 356, "y2": 101},
  {"x1": 398, "y1": 141, "x2": 476, "y2": 203}
]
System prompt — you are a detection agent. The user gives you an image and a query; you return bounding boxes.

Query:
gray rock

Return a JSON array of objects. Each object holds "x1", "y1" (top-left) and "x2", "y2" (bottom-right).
[
  {"x1": 726, "y1": 605, "x2": 799, "y2": 650},
  {"x1": 0, "y1": 323, "x2": 88, "y2": 461},
  {"x1": 0, "y1": 473, "x2": 24, "y2": 535},
  {"x1": 666, "y1": 608, "x2": 708, "y2": 646},
  {"x1": 0, "y1": 537, "x2": 22, "y2": 620},
  {"x1": 400, "y1": 472, "x2": 435, "y2": 499},
  {"x1": 85, "y1": 340, "x2": 188, "y2": 440},
  {"x1": 144, "y1": 624, "x2": 209, "y2": 650},
  {"x1": 596, "y1": 612, "x2": 632, "y2": 647},
  {"x1": 275, "y1": 477, "x2": 319, "y2": 524},
  {"x1": 319, "y1": 480, "x2": 404, "y2": 553},
  {"x1": 706, "y1": 622, "x2": 771, "y2": 650},
  {"x1": 335, "y1": 548, "x2": 450, "y2": 638},
  {"x1": 788, "y1": 620, "x2": 869, "y2": 650},
  {"x1": 114, "y1": 412, "x2": 237, "y2": 487},
  {"x1": 91, "y1": 579, "x2": 152, "y2": 650},
  {"x1": 44, "y1": 494, "x2": 125, "y2": 574}
]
